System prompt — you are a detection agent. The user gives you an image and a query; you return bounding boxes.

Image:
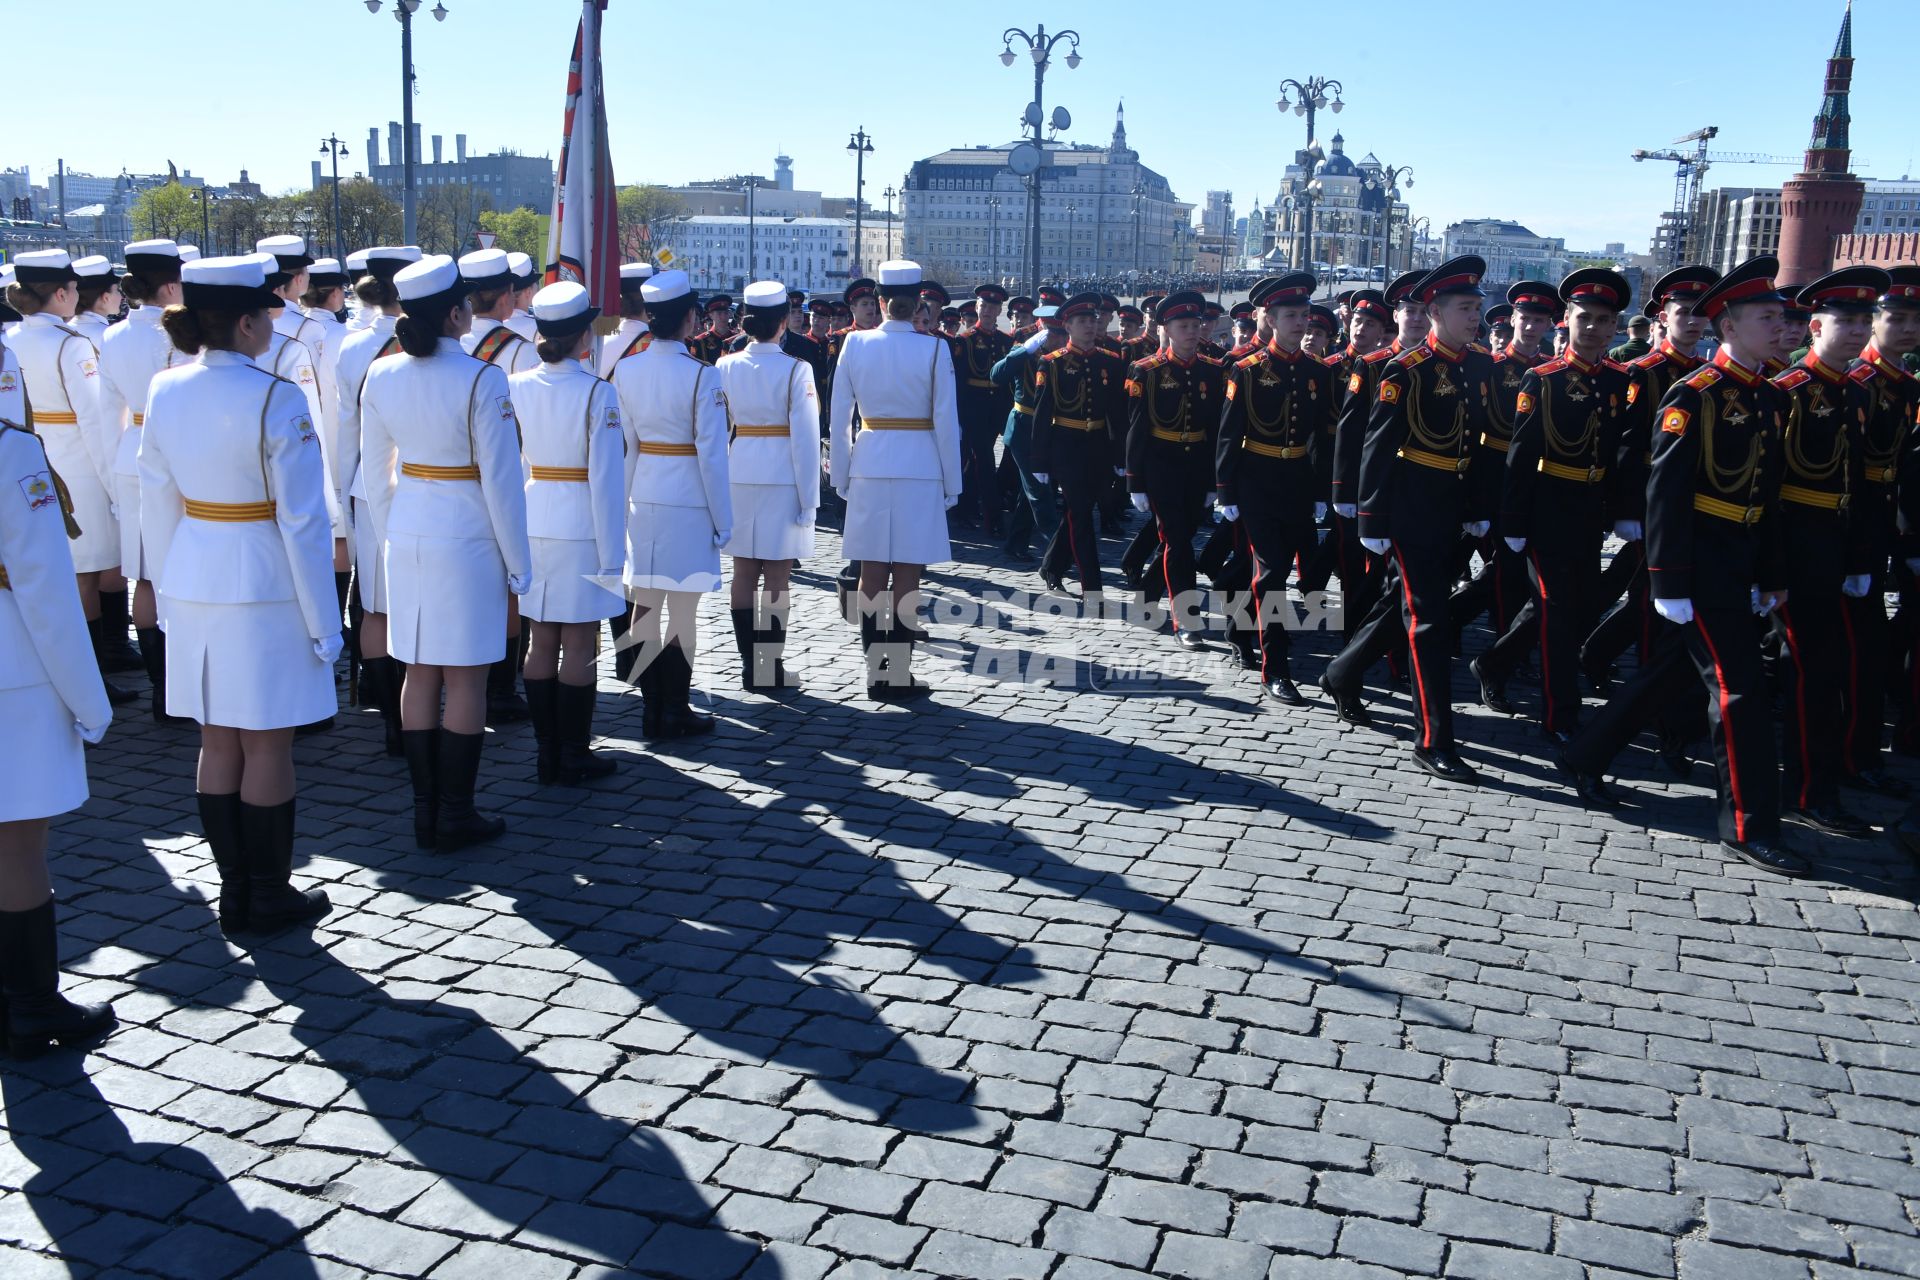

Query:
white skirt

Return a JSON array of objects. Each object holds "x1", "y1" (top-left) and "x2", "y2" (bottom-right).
[
  {"x1": 843, "y1": 477, "x2": 950, "y2": 566},
  {"x1": 115, "y1": 472, "x2": 147, "y2": 581},
  {"x1": 64, "y1": 464, "x2": 120, "y2": 574},
  {"x1": 165, "y1": 598, "x2": 336, "y2": 729},
  {"x1": 724, "y1": 484, "x2": 815, "y2": 561},
  {"x1": 625, "y1": 502, "x2": 721, "y2": 593},
  {"x1": 352, "y1": 497, "x2": 387, "y2": 614},
  {"x1": 524, "y1": 536, "x2": 623, "y2": 624},
  {"x1": 0, "y1": 682, "x2": 88, "y2": 821},
  {"x1": 385, "y1": 531, "x2": 509, "y2": 667}
]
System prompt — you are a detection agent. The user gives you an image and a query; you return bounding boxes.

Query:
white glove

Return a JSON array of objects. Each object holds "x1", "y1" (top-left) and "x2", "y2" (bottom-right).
[
  {"x1": 75, "y1": 720, "x2": 108, "y2": 745},
  {"x1": 1112, "y1": 466, "x2": 1127, "y2": 478},
  {"x1": 1504, "y1": 536, "x2": 1527, "y2": 554},
  {"x1": 1842, "y1": 574, "x2": 1871, "y2": 599},
  {"x1": 508, "y1": 573, "x2": 532, "y2": 595},
  {"x1": 712, "y1": 529, "x2": 730, "y2": 548},
  {"x1": 1023, "y1": 330, "x2": 1050, "y2": 353},
  {"x1": 1751, "y1": 585, "x2": 1783, "y2": 618},
  {"x1": 1613, "y1": 520, "x2": 1643, "y2": 542},
  {"x1": 1653, "y1": 597, "x2": 1694, "y2": 625},
  {"x1": 797, "y1": 509, "x2": 816, "y2": 528},
  {"x1": 313, "y1": 633, "x2": 344, "y2": 665},
  {"x1": 109, "y1": 500, "x2": 120, "y2": 521},
  {"x1": 1130, "y1": 492, "x2": 1151, "y2": 514},
  {"x1": 1462, "y1": 521, "x2": 1490, "y2": 538},
  {"x1": 944, "y1": 495, "x2": 959, "y2": 510},
  {"x1": 1334, "y1": 503, "x2": 1357, "y2": 519},
  {"x1": 1362, "y1": 537, "x2": 1391, "y2": 556},
  {"x1": 1314, "y1": 502, "x2": 1328, "y2": 523},
  {"x1": 1217, "y1": 503, "x2": 1241, "y2": 522},
  {"x1": 1033, "y1": 472, "x2": 1050, "y2": 485}
]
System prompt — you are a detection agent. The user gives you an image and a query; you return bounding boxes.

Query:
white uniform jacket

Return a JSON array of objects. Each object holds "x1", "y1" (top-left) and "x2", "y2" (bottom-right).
[
  {"x1": 304, "y1": 307, "x2": 348, "y2": 475},
  {"x1": 598, "y1": 318, "x2": 651, "y2": 379},
  {"x1": 506, "y1": 311, "x2": 538, "y2": 343},
  {"x1": 335, "y1": 314, "x2": 400, "y2": 508},
  {"x1": 138, "y1": 352, "x2": 338, "y2": 638},
  {"x1": 461, "y1": 318, "x2": 541, "y2": 376},
  {"x1": 611, "y1": 339, "x2": 731, "y2": 528},
  {"x1": 509, "y1": 360, "x2": 626, "y2": 568},
  {"x1": 260, "y1": 331, "x2": 339, "y2": 532},
  {"x1": 359, "y1": 338, "x2": 532, "y2": 584},
  {"x1": 72, "y1": 311, "x2": 111, "y2": 350},
  {"x1": 828, "y1": 320, "x2": 962, "y2": 500},
  {"x1": 97, "y1": 306, "x2": 182, "y2": 484},
  {"x1": 10, "y1": 313, "x2": 115, "y2": 495},
  {"x1": 0, "y1": 424, "x2": 111, "y2": 722},
  {"x1": 0, "y1": 342, "x2": 28, "y2": 429},
  {"x1": 717, "y1": 342, "x2": 821, "y2": 511}
]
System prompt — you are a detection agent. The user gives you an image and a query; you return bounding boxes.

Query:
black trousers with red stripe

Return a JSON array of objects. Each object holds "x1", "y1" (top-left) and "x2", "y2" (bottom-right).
[
  {"x1": 1325, "y1": 534, "x2": 1454, "y2": 750},
  {"x1": 1142, "y1": 472, "x2": 1209, "y2": 631},
  {"x1": 1582, "y1": 561, "x2": 1651, "y2": 674},
  {"x1": 1841, "y1": 585, "x2": 1891, "y2": 770},
  {"x1": 1452, "y1": 539, "x2": 1530, "y2": 651},
  {"x1": 1039, "y1": 437, "x2": 1110, "y2": 593},
  {"x1": 1481, "y1": 532, "x2": 1602, "y2": 735},
  {"x1": 1232, "y1": 495, "x2": 1315, "y2": 676},
  {"x1": 1774, "y1": 594, "x2": 1844, "y2": 812},
  {"x1": 1328, "y1": 512, "x2": 1386, "y2": 644},
  {"x1": 1685, "y1": 605, "x2": 1781, "y2": 844}
]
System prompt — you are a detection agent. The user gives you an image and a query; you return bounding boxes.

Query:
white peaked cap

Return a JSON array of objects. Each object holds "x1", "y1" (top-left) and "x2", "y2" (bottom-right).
[
  {"x1": 743, "y1": 281, "x2": 788, "y2": 309},
  {"x1": 532, "y1": 281, "x2": 593, "y2": 322},
  {"x1": 257, "y1": 234, "x2": 307, "y2": 257},
  {"x1": 73, "y1": 256, "x2": 117, "y2": 279},
  {"x1": 345, "y1": 249, "x2": 371, "y2": 272},
  {"x1": 394, "y1": 254, "x2": 461, "y2": 301},
  {"x1": 641, "y1": 270, "x2": 690, "y2": 305},
  {"x1": 876, "y1": 260, "x2": 922, "y2": 287},
  {"x1": 457, "y1": 248, "x2": 511, "y2": 281},
  {"x1": 124, "y1": 239, "x2": 181, "y2": 259},
  {"x1": 182, "y1": 255, "x2": 271, "y2": 288},
  {"x1": 177, "y1": 245, "x2": 202, "y2": 262},
  {"x1": 619, "y1": 262, "x2": 656, "y2": 282}
]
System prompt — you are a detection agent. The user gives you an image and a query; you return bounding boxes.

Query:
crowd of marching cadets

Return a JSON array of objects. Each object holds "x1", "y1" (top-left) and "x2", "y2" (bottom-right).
[{"x1": 0, "y1": 230, "x2": 1917, "y2": 1057}]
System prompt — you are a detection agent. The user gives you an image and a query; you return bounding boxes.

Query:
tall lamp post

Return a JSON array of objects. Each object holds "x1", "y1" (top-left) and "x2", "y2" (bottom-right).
[
  {"x1": 882, "y1": 184, "x2": 898, "y2": 261},
  {"x1": 1215, "y1": 193, "x2": 1232, "y2": 305},
  {"x1": 1063, "y1": 200, "x2": 1078, "y2": 286},
  {"x1": 987, "y1": 195, "x2": 1002, "y2": 284},
  {"x1": 1129, "y1": 182, "x2": 1146, "y2": 301},
  {"x1": 999, "y1": 23, "x2": 1082, "y2": 299},
  {"x1": 847, "y1": 127, "x2": 874, "y2": 277},
  {"x1": 1364, "y1": 162, "x2": 1413, "y2": 278},
  {"x1": 1275, "y1": 76, "x2": 1340, "y2": 273},
  {"x1": 319, "y1": 135, "x2": 350, "y2": 262},
  {"x1": 741, "y1": 177, "x2": 761, "y2": 281},
  {"x1": 364, "y1": 0, "x2": 450, "y2": 246}
]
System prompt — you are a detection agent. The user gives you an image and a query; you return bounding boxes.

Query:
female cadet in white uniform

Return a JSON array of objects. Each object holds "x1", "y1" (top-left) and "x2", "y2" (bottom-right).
[
  {"x1": 360, "y1": 254, "x2": 531, "y2": 853},
  {"x1": 719, "y1": 279, "x2": 819, "y2": 692},
  {"x1": 344, "y1": 250, "x2": 375, "y2": 330},
  {"x1": 0, "y1": 408, "x2": 116, "y2": 1056},
  {"x1": 512, "y1": 282, "x2": 624, "y2": 786},
  {"x1": 70, "y1": 257, "x2": 121, "y2": 349},
  {"x1": 333, "y1": 245, "x2": 417, "y2": 754},
  {"x1": 829, "y1": 259, "x2": 963, "y2": 700},
  {"x1": 600, "y1": 264, "x2": 654, "y2": 378},
  {"x1": 5, "y1": 250, "x2": 133, "y2": 705},
  {"x1": 505, "y1": 253, "x2": 539, "y2": 342},
  {"x1": 73, "y1": 259, "x2": 142, "y2": 684},
  {"x1": 97, "y1": 240, "x2": 190, "y2": 724},
  {"x1": 299, "y1": 259, "x2": 354, "y2": 626},
  {"x1": 611, "y1": 269, "x2": 731, "y2": 739},
  {"x1": 139, "y1": 254, "x2": 337, "y2": 937}
]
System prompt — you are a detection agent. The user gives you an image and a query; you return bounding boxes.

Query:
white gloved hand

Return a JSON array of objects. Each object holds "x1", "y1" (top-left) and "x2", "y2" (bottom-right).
[
  {"x1": 1314, "y1": 502, "x2": 1328, "y2": 523},
  {"x1": 109, "y1": 501, "x2": 120, "y2": 521},
  {"x1": 796, "y1": 509, "x2": 816, "y2": 528},
  {"x1": 944, "y1": 495, "x2": 959, "y2": 510},
  {"x1": 712, "y1": 529, "x2": 730, "y2": 548},
  {"x1": 76, "y1": 720, "x2": 108, "y2": 745},
  {"x1": 1130, "y1": 492, "x2": 1151, "y2": 514},
  {"x1": 508, "y1": 573, "x2": 532, "y2": 595},
  {"x1": 1361, "y1": 537, "x2": 1391, "y2": 557},
  {"x1": 1752, "y1": 585, "x2": 1784, "y2": 617},
  {"x1": 1462, "y1": 520, "x2": 1490, "y2": 538},
  {"x1": 1653, "y1": 597, "x2": 1694, "y2": 625},
  {"x1": 1023, "y1": 330, "x2": 1050, "y2": 353},
  {"x1": 1217, "y1": 503, "x2": 1241, "y2": 522},
  {"x1": 1334, "y1": 503, "x2": 1357, "y2": 519},
  {"x1": 1842, "y1": 573, "x2": 1871, "y2": 599},
  {"x1": 1032, "y1": 472, "x2": 1050, "y2": 485},
  {"x1": 1113, "y1": 466, "x2": 1127, "y2": 478},
  {"x1": 1504, "y1": 536, "x2": 1527, "y2": 553},
  {"x1": 313, "y1": 633, "x2": 344, "y2": 666},
  {"x1": 1613, "y1": 519, "x2": 1643, "y2": 542}
]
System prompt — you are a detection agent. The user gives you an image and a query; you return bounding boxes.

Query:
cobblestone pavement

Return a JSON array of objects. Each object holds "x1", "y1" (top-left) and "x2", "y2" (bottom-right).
[{"x1": 5, "y1": 522, "x2": 1920, "y2": 1280}]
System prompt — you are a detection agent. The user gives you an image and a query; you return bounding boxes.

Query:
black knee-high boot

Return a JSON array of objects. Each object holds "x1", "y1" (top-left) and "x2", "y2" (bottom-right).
[
  {"x1": 236, "y1": 799, "x2": 330, "y2": 933},
  {"x1": 557, "y1": 680, "x2": 618, "y2": 782},
  {"x1": 729, "y1": 607, "x2": 758, "y2": 689},
  {"x1": 373, "y1": 655, "x2": 405, "y2": 757},
  {"x1": 402, "y1": 728, "x2": 438, "y2": 850},
  {"x1": 0, "y1": 899, "x2": 115, "y2": 1058},
  {"x1": 524, "y1": 676, "x2": 559, "y2": 784},
  {"x1": 660, "y1": 643, "x2": 713, "y2": 737},
  {"x1": 88, "y1": 618, "x2": 138, "y2": 706},
  {"x1": 435, "y1": 729, "x2": 506, "y2": 851},
  {"x1": 95, "y1": 589, "x2": 142, "y2": 672},
  {"x1": 764, "y1": 606, "x2": 797, "y2": 691},
  {"x1": 138, "y1": 626, "x2": 190, "y2": 725},
  {"x1": 197, "y1": 791, "x2": 249, "y2": 932}
]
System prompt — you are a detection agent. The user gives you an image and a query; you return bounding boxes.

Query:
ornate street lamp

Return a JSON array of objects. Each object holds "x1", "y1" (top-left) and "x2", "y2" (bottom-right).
[
  {"x1": 847, "y1": 128, "x2": 874, "y2": 277},
  {"x1": 998, "y1": 23, "x2": 1082, "y2": 296},
  {"x1": 364, "y1": 0, "x2": 452, "y2": 244}
]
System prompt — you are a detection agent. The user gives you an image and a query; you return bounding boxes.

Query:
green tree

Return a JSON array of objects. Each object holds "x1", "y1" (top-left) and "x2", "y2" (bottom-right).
[
  {"x1": 616, "y1": 184, "x2": 686, "y2": 261},
  {"x1": 416, "y1": 182, "x2": 495, "y2": 256},
  {"x1": 477, "y1": 207, "x2": 544, "y2": 260},
  {"x1": 127, "y1": 182, "x2": 201, "y2": 242}
]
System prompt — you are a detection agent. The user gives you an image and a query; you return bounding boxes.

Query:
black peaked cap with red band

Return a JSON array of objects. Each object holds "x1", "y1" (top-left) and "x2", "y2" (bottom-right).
[
  {"x1": 1508, "y1": 279, "x2": 1563, "y2": 319},
  {"x1": 1559, "y1": 268, "x2": 1631, "y2": 313},
  {"x1": 1251, "y1": 272, "x2": 1315, "y2": 309},
  {"x1": 1884, "y1": 266, "x2": 1920, "y2": 307},
  {"x1": 1484, "y1": 303, "x2": 1514, "y2": 328},
  {"x1": 1308, "y1": 304, "x2": 1339, "y2": 333},
  {"x1": 1694, "y1": 256, "x2": 1785, "y2": 321},
  {"x1": 1796, "y1": 266, "x2": 1890, "y2": 313},
  {"x1": 1059, "y1": 292, "x2": 1101, "y2": 320},
  {"x1": 1157, "y1": 290, "x2": 1205, "y2": 322},
  {"x1": 1349, "y1": 289, "x2": 1390, "y2": 323},
  {"x1": 1384, "y1": 269, "x2": 1428, "y2": 308},
  {"x1": 1415, "y1": 255, "x2": 1486, "y2": 303},
  {"x1": 1646, "y1": 264, "x2": 1721, "y2": 319}
]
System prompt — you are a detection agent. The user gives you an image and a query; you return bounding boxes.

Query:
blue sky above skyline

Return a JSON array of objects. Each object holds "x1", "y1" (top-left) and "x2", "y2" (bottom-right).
[{"x1": 14, "y1": 0, "x2": 1915, "y2": 253}]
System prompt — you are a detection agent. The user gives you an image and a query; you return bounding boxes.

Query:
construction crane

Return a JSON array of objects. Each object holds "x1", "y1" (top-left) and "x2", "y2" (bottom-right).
[{"x1": 1632, "y1": 126, "x2": 1837, "y2": 268}]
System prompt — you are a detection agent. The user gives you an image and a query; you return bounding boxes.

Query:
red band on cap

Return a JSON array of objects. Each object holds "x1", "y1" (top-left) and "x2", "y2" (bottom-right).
[
  {"x1": 1513, "y1": 292, "x2": 1555, "y2": 309},
  {"x1": 1569, "y1": 283, "x2": 1621, "y2": 305},
  {"x1": 1705, "y1": 275, "x2": 1779, "y2": 316},
  {"x1": 1422, "y1": 272, "x2": 1478, "y2": 298},
  {"x1": 1885, "y1": 284, "x2": 1920, "y2": 300},
  {"x1": 1158, "y1": 302, "x2": 1203, "y2": 321}
]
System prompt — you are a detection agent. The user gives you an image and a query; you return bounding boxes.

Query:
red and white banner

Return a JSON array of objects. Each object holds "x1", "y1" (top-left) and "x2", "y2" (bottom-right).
[{"x1": 544, "y1": 0, "x2": 618, "y2": 307}]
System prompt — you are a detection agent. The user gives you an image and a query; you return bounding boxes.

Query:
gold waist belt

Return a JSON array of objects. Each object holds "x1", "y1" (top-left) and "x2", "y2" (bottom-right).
[
  {"x1": 1014, "y1": 403, "x2": 1035, "y2": 416},
  {"x1": 1865, "y1": 464, "x2": 1895, "y2": 484},
  {"x1": 734, "y1": 425, "x2": 791, "y2": 438},
  {"x1": 1538, "y1": 459, "x2": 1606, "y2": 484},
  {"x1": 1052, "y1": 416, "x2": 1106, "y2": 432},
  {"x1": 1693, "y1": 494, "x2": 1764, "y2": 524},
  {"x1": 862, "y1": 418, "x2": 934, "y2": 431},
  {"x1": 637, "y1": 442, "x2": 699, "y2": 456},
  {"x1": 130, "y1": 413, "x2": 145, "y2": 426},
  {"x1": 184, "y1": 497, "x2": 276, "y2": 522},
  {"x1": 401, "y1": 462, "x2": 481, "y2": 480},
  {"x1": 1779, "y1": 484, "x2": 1847, "y2": 511},
  {"x1": 35, "y1": 411, "x2": 77, "y2": 425},
  {"x1": 1479, "y1": 432, "x2": 1510, "y2": 453},
  {"x1": 1398, "y1": 446, "x2": 1469, "y2": 474},
  {"x1": 529, "y1": 465, "x2": 589, "y2": 482},
  {"x1": 966, "y1": 377, "x2": 995, "y2": 388},
  {"x1": 1151, "y1": 427, "x2": 1208, "y2": 444},
  {"x1": 1243, "y1": 439, "x2": 1308, "y2": 460}
]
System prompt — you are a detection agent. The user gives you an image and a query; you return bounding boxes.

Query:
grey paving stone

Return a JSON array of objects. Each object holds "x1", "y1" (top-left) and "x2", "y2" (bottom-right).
[
  {"x1": 1097, "y1": 1174, "x2": 1231, "y2": 1235},
  {"x1": 1043, "y1": 1206, "x2": 1161, "y2": 1269},
  {"x1": 1154, "y1": 1232, "x2": 1275, "y2": 1280},
  {"x1": 906, "y1": 1182, "x2": 1048, "y2": 1245},
  {"x1": 912, "y1": 1228, "x2": 1056, "y2": 1280}
]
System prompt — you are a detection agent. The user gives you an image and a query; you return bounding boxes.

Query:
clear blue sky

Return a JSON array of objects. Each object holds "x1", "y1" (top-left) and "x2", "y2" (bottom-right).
[{"x1": 16, "y1": 0, "x2": 1915, "y2": 253}]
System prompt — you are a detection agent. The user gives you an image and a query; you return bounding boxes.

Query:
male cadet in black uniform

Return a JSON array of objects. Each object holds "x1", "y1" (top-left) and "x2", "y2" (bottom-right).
[
  {"x1": 1123, "y1": 291, "x2": 1223, "y2": 650},
  {"x1": 994, "y1": 306, "x2": 1067, "y2": 564},
  {"x1": 1227, "y1": 303, "x2": 1259, "y2": 360},
  {"x1": 689, "y1": 295, "x2": 734, "y2": 363},
  {"x1": 1454, "y1": 281, "x2": 1559, "y2": 652},
  {"x1": 1007, "y1": 296, "x2": 1037, "y2": 342},
  {"x1": 1303, "y1": 304, "x2": 1339, "y2": 361},
  {"x1": 955, "y1": 284, "x2": 1014, "y2": 534},
  {"x1": 1322, "y1": 257, "x2": 1493, "y2": 783},
  {"x1": 1847, "y1": 266, "x2": 1920, "y2": 773},
  {"x1": 1578, "y1": 267, "x2": 1718, "y2": 704},
  {"x1": 1560, "y1": 257, "x2": 1805, "y2": 877},
  {"x1": 1766, "y1": 267, "x2": 1885, "y2": 836},
  {"x1": 1484, "y1": 303, "x2": 1514, "y2": 353},
  {"x1": 1474, "y1": 269, "x2": 1632, "y2": 742},
  {"x1": 1117, "y1": 304, "x2": 1146, "y2": 351},
  {"x1": 1032, "y1": 293, "x2": 1127, "y2": 603},
  {"x1": 1299, "y1": 293, "x2": 1390, "y2": 604},
  {"x1": 1216, "y1": 273, "x2": 1335, "y2": 703},
  {"x1": 1200, "y1": 302, "x2": 1229, "y2": 359}
]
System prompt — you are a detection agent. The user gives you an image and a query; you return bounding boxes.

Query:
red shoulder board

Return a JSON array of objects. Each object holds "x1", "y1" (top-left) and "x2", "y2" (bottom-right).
[
  {"x1": 1536, "y1": 357, "x2": 1570, "y2": 375},
  {"x1": 1199, "y1": 354, "x2": 1225, "y2": 367},
  {"x1": 1362, "y1": 346, "x2": 1396, "y2": 365},
  {"x1": 1467, "y1": 342, "x2": 1491, "y2": 355},
  {"x1": 1399, "y1": 347, "x2": 1431, "y2": 369},
  {"x1": 1604, "y1": 358, "x2": 1631, "y2": 374},
  {"x1": 1136, "y1": 351, "x2": 1166, "y2": 370},
  {"x1": 1630, "y1": 349, "x2": 1666, "y2": 370},
  {"x1": 1235, "y1": 351, "x2": 1265, "y2": 371},
  {"x1": 1775, "y1": 368, "x2": 1813, "y2": 391},
  {"x1": 1684, "y1": 366, "x2": 1722, "y2": 391},
  {"x1": 1848, "y1": 363, "x2": 1876, "y2": 384}
]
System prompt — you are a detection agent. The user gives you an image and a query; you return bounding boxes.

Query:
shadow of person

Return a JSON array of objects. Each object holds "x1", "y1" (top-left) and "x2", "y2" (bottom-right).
[{"x1": 1, "y1": 1053, "x2": 322, "y2": 1278}]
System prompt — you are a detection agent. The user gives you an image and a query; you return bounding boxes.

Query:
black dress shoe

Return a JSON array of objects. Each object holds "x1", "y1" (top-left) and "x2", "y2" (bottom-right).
[
  {"x1": 1232, "y1": 646, "x2": 1260, "y2": 671},
  {"x1": 1470, "y1": 657, "x2": 1515, "y2": 715},
  {"x1": 1544, "y1": 728, "x2": 1573, "y2": 746},
  {"x1": 1658, "y1": 745, "x2": 1692, "y2": 779},
  {"x1": 1040, "y1": 571, "x2": 1066, "y2": 595},
  {"x1": 1264, "y1": 676, "x2": 1305, "y2": 706},
  {"x1": 1175, "y1": 629, "x2": 1206, "y2": 651},
  {"x1": 1411, "y1": 745, "x2": 1480, "y2": 784},
  {"x1": 1723, "y1": 838, "x2": 1812, "y2": 878},
  {"x1": 1844, "y1": 769, "x2": 1911, "y2": 798},
  {"x1": 1582, "y1": 661, "x2": 1616, "y2": 695},
  {"x1": 1318, "y1": 677, "x2": 1370, "y2": 726},
  {"x1": 1785, "y1": 805, "x2": 1873, "y2": 837},
  {"x1": 1555, "y1": 752, "x2": 1620, "y2": 809}
]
